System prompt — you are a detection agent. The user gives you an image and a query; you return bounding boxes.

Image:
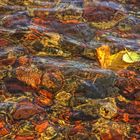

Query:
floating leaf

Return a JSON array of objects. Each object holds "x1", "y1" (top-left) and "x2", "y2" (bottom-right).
[
  {"x1": 109, "y1": 50, "x2": 130, "y2": 70},
  {"x1": 122, "y1": 52, "x2": 140, "y2": 63},
  {"x1": 96, "y1": 45, "x2": 133, "y2": 70},
  {"x1": 96, "y1": 45, "x2": 111, "y2": 69}
]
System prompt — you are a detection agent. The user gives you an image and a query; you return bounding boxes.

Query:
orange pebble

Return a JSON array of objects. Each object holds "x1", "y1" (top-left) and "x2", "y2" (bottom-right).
[
  {"x1": 123, "y1": 113, "x2": 129, "y2": 122},
  {"x1": 39, "y1": 89, "x2": 52, "y2": 99},
  {"x1": 15, "y1": 135, "x2": 34, "y2": 140},
  {"x1": 36, "y1": 96, "x2": 52, "y2": 106},
  {"x1": 35, "y1": 121, "x2": 49, "y2": 133},
  {"x1": 0, "y1": 121, "x2": 4, "y2": 129},
  {"x1": 18, "y1": 56, "x2": 29, "y2": 65},
  {"x1": 0, "y1": 128, "x2": 9, "y2": 136}
]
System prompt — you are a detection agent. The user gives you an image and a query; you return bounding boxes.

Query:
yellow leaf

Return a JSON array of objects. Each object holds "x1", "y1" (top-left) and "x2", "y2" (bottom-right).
[
  {"x1": 109, "y1": 51, "x2": 131, "y2": 70},
  {"x1": 96, "y1": 45, "x2": 111, "y2": 69},
  {"x1": 122, "y1": 51, "x2": 140, "y2": 63},
  {"x1": 96, "y1": 45, "x2": 132, "y2": 71}
]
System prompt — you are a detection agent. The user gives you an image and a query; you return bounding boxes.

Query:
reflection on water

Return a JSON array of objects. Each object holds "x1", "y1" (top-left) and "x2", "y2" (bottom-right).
[{"x1": 0, "y1": 0, "x2": 140, "y2": 139}]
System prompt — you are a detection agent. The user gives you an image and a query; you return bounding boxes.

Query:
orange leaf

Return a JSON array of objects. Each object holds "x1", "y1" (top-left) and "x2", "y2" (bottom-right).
[
  {"x1": 96, "y1": 45, "x2": 132, "y2": 70},
  {"x1": 96, "y1": 45, "x2": 111, "y2": 69},
  {"x1": 109, "y1": 51, "x2": 131, "y2": 70}
]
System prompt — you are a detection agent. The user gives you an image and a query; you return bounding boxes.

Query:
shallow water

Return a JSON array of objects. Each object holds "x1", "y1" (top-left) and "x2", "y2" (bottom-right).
[{"x1": 0, "y1": 0, "x2": 140, "y2": 139}]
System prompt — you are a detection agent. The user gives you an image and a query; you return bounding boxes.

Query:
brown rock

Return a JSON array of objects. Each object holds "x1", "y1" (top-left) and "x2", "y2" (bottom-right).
[
  {"x1": 16, "y1": 66, "x2": 42, "y2": 88},
  {"x1": 41, "y1": 68, "x2": 64, "y2": 92},
  {"x1": 13, "y1": 100, "x2": 44, "y2": 120}
]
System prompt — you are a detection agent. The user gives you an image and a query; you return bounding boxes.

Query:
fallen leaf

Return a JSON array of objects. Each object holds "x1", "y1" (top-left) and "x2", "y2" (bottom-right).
[
  {"x1": 122, "y1": 51, "x2": 140, "y2": 63},
  {"x1": 0, "y1": 39, "x2": 9, "y2": 47},
  {"x1": 109, "y1": 50, "x2": 130, "y2": 70},
  {"x1": 96, "y1": 45, "x2": 133, "y2": 70},
  {"x1": 96, "y1": 45, "x2": 111, "y2": 69},
  {"x1": 40, "y1": 32, "x2": 61, "y2": 47}
]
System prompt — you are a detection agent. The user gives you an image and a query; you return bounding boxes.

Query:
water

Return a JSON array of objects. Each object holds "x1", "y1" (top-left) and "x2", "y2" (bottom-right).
[{"x1": 0, "y1": 0, "x2": 140, "y2": 139}]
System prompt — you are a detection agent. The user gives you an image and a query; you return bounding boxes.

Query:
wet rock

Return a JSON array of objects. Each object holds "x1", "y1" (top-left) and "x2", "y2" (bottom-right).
[
  {"x1": 40, "y1": 126, "x2": 57, "y2": 140},
  {"x1": 83, "y1": 2, "x2": 126, "y2": 29},
  {"x1": 12, "y1": 100, "x2": 44, "y2": 120},
  {"x1": 15, "y1": 135, "x2": 35, "y2": 140},
  {"x1": 16, "y1": 121, "x2": 35, "y2": 136},
  {"x1": 16, "y1": 66, "x2": 42, "y2": 88},
  {"x1": 35, "y1": 120, "x2": 49, "y2": 133},
  {"x1": 76, "y1": 72, "x2": 118, "y2": 99},
  {"x1": 70, "y1": 110, "x2": 99, "y2": 121},
  {"x1": 0, "y1": 121, "x2": 10, "y2": 137},
  {"x1": 1, "y1": 12, "x2": 30, "y2": 30},
  {"x1": 41, "y1": 68, "x2": 64, "y2": 93},
  {"x1": 92, "y1": 118, "x2": 130, "y2": 139},
  {"x1": 100, "y1": 129, "x2": 124, "y2": 140},
  {"x1": 0, "y1": 57, "x2": 16, "y2": 67},
  {"x1": 32, "y1": 41, "x2": 44, "y2": 52},
  {"x1": 55, "y1": 91, "x2": 72, "y2": 106},
  {"x1": 5, "y1": 78, "x2": 34, "y2": 94},
  {"x1": 35, "y1": 95, "x2": 53, "y2": 107},
  {"x1": 36, "y1": 89, "x2": 53, "y2": 106},
  {"x1": 18, "y1": 56, "x2": 30, "y2": 66},
  {"x1": 76, "y1": 80, "x2": 102, "y2": 99},
  {"x1": 134, "y1": 91, "x2": 140, "y2": 100},
  {"x1": 116, "y1": 70, "x2": 140, "y2": 100},
  {"x1": 99, "y1": 99, "x2": 117, "y2": 119}
]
